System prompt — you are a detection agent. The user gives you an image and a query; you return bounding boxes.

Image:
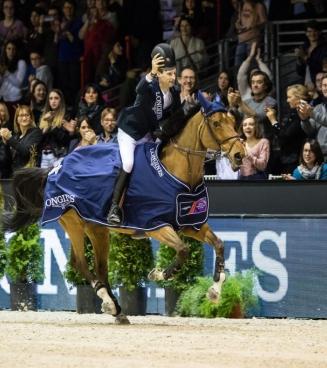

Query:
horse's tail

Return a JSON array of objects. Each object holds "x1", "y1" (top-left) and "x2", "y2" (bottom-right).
[{"x1": 2, "y1": 167, "x2": 49, "y2": 232}]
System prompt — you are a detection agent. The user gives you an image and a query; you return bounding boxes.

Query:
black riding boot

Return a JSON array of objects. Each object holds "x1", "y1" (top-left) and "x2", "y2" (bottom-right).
[{"x1": 107, "y1": 169, "x2": 130, "y2": 225}]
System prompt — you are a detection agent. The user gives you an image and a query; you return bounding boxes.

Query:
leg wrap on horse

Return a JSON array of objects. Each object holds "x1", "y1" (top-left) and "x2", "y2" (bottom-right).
[
  {"x1": 93, "y1": 281, "x2": 107, "y2": 293},
  {"x1": 163, "y1": 247, "x2": 189, "y2": 280},
  {"x1": 105, "y1": 282, "x2": 121, "y2": 316},
  {"x1": 93, "y1": 281, "x2": 121, "y2": 316},
  {"x1": 213, "y1": 256, "x2": 225, "y2": 282}
]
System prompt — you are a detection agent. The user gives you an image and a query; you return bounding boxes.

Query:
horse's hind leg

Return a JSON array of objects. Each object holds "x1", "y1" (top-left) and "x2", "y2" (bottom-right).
[
  {"x1": 146, "y1": 226, "x2": 189, "y2": 281},
  {"x1": 59, "y1": 214, "x2": 95, "y2": 283},
  {"x1": 182, "y1": 223, "x2": 225, "y2": 303},
  {"x1": 85, "y1": 224, "x2": 128, "y2": 323}
]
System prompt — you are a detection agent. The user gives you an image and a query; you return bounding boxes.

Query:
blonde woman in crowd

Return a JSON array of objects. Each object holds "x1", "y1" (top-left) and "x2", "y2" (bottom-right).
[
  {"x1": 266, "y1": 84, "x2": 308, "y2": 174},
  {"x1": 0, "y1": 105, "x2": 42, "y2": 171},
  {"x1": 39, "y1": 89, "x2": 75, "y2": 168}
]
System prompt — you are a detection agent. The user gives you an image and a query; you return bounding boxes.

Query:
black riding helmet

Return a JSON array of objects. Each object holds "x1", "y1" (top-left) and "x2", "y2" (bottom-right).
[{"x1": 151, "y1": 43, "x2": 176, "y2": 70}]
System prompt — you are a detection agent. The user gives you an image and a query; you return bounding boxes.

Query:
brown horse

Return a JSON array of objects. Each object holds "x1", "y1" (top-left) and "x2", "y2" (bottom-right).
[{"x1": 2, "y1": 105, "x2": 245, "y2": 323}]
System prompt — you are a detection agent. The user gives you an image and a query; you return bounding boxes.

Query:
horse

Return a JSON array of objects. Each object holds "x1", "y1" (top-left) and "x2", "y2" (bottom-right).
[{"x1": 1, "y1": 95, "x2": 245, "y2": 323}]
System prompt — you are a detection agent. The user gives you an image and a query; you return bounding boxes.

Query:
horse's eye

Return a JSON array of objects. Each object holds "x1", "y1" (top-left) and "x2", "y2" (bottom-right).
[{"x1": 213, "y1": 121, "x2": 219, "y2": 128}]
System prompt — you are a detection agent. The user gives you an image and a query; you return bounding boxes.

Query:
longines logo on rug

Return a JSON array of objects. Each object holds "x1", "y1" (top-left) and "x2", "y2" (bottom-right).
[
  {"x1": 150, "y1": 147, "x2": 163, "y2": 177},
  {"x1": 45, "y1": 194, "x2": 75, "y2": 209}
]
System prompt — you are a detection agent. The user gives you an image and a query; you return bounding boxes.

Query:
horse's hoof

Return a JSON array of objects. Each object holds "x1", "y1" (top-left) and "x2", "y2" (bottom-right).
[
  {"x1": 101, "y1": 301, "x2": 117, "y2": 315},
  {"x1": 148, "y1": 268, "x2": 165, "y2": 281},
  {"x1": 115, "y1": 313, "x2": 130, "y2": 325},
  {"x1": 206, "y1": 286, "x2": 220, "y2": 304}
]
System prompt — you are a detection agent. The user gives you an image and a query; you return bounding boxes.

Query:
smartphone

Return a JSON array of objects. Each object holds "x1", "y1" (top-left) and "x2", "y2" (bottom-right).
[{"x1": 43, "y1": 16, "x2": 54, "y2": 22}]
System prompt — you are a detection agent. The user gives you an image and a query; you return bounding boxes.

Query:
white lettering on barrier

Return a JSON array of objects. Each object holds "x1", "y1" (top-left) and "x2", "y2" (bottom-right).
[
  {"x1": 214, "y1": 230, "x2": 288, "y2": 303},
  {"x1": 252, "y1": 231, "x2": 288, "y2": 302},
  {"x1": 217, "y1": 232, "x2": 248, "y2": 275},
  {"x1": 37, "y1": 229, "x2": 76, "y2": 295}
]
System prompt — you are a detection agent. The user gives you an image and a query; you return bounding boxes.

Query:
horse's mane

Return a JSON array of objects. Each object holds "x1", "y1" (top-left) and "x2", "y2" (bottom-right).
[{"x1": 160, "y1": 104, "x2": 201, "y2": 143}]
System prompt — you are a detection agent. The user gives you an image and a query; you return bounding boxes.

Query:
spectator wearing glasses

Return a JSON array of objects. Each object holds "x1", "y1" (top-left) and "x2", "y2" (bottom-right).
[
  {"x1": 0, "y1": 105, "x2": 42, "y2": 171},
  {"x1": 97, "y1": 107, "x2": 118, "y2": 144}
]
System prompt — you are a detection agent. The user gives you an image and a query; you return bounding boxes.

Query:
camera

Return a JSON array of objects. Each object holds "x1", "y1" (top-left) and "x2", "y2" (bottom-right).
[{"x1": 43, "y1": 16, "x2": 54, "y2": 22}]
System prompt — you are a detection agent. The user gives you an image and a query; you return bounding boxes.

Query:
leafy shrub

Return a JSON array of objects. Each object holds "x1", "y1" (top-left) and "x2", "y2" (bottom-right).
[
  {"x1": 5, "y1": 223, "x2": 43, "y2": 283},
  {"x1": 155, "y1": 235, "x2": 204, "y2": 292},
  {"x1": 177, "y1": 269, "x2": 259, "y2": 318},
  {"x1": 108, "y1": 232, "x2": 154, "y2": 291}
]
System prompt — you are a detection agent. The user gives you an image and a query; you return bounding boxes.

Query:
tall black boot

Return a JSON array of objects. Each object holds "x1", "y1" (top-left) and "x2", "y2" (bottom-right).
[{"x1": 107, "y1": 169, "x2": 130, "y2": 225}]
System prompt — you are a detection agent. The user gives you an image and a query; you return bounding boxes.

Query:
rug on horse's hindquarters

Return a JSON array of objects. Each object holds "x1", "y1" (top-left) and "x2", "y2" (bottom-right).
[{"x1": 41, "y1": 143, "x2": 209, "y2": 231}]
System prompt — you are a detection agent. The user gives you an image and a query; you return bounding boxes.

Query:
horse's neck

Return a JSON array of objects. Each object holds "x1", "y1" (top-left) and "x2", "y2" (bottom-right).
[{"x1": 160, "y1": 114, "x2": 205, "y2": 189}]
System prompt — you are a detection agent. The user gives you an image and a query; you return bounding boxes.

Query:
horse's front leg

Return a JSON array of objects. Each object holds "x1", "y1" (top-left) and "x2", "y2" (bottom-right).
[
  {"x1": 182, "y1": 223, "x2": 225, "y2": 303},
  {"x1": 146, "y1": 226, "x2": 189, "y2": 281}
]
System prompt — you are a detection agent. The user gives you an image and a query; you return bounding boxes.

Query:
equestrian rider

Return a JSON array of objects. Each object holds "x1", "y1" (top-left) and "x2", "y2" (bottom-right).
[{"x1": 107, "y1": 43, "x2": 182, "y2": 225}]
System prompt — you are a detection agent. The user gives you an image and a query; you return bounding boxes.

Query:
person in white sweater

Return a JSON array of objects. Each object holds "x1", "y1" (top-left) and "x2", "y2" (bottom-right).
[
  {"x1": 170, "y1": 16, "x2": 208, "y2": 75},
  {"x1": 0, "y1": 40, "x2": 27, "y2": 104}
]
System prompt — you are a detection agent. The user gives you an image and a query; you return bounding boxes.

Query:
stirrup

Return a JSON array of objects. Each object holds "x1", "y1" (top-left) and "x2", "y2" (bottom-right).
[{"x1": 107, "y1": 204, "x2": 122, "y2": 225}]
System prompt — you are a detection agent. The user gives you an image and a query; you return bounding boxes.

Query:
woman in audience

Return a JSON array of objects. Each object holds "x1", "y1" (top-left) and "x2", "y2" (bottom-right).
[
  {"x1": 266, "y1": 84, "x2": 308, "y2": 174},
  {"x1": 239, "y1": 115, "x2": 270, "y2": 180},
  {"x1": 39, "y1": 88, "x2": 75, "y2": 168},
  {"x1": 0, "y1": 40, "x2": 27, "y2": 118},
  {"x1": 95, "y1": 40, "x2": 128, "y2": 91},
  {"x1": 30, "y1": 79, "x2": 48, "y2": 125},
  {"x1": 0, "y1": 105, "x2": 42, "y2": 171},
  {"x1": 234, "y1": 0, "x2": 267, "y2": 69},
  {"x1": 295, "y1": 20, "x2": 326, "y2": 90},
  {"x1": 283, "y1": 139, "x2": 327, "y2": 180},
  {"x1": 68, "y1": 115, "x2": 96, "y2": 152},
  {"x1": 170, "y1": 16, "x2": 208, "y2": 74},
  {"x1": 0, "y1": 102, "x2": 12, "y2": 178},
  {"x1": 0, "y1": 0, "x2": 27, "y2": 45},
  {"x1": 76, "y1": 83, "x2": 105, "y2": 134},
  {"x1": 214, "y1": 70, "x2": 233, "y2": 106}
]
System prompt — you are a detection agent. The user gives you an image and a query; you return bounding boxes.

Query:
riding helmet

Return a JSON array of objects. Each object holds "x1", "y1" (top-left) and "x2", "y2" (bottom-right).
[{"x1": 151, "y1": 43, "x2": 176, "y2": 69}]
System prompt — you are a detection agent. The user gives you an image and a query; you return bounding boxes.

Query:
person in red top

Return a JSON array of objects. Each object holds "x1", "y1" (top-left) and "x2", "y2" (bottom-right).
[{"x1": 79, "y1": 6, "x2": 116, "y2": 84}]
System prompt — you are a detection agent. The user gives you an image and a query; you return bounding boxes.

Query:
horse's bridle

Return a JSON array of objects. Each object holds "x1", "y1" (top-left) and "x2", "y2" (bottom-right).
[{"x1": 170, "y1": 115, "x2": 241, "y2": 159}]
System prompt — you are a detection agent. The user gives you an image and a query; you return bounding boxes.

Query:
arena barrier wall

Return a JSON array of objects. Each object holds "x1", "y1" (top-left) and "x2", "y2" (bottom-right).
[{"x1": 1, "y1": 180, "x2": 327, "y2": 318}]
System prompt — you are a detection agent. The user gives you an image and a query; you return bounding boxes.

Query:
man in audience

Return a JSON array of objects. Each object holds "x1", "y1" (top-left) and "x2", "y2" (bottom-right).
[
  {"x1": 28, "y1": 50, "x2": 53, "y2": 90},
  {"x1": 177, "y1": 66, "x2": 198, "y2": 113}
]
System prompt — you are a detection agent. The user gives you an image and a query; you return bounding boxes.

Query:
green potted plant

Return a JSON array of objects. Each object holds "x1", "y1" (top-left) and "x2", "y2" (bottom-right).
[
  {"x1": 177, "y1": 269, "x2": 259, "y2": 318},
  {"x1": 108, "y1": 232, "x2": 154, "y2": 315},
  {"x1": 5, "y1": 223, "x2": 44, "y2": 311},
  {"x1": 0, "y1": 229, "x2": 6, "y2": 280},
  {"x1": 64, "y1": 237, "x2": 102, "y2": 314},
  {"x1": 155, "y1": 235, "x2": 204, "y2": 316}
]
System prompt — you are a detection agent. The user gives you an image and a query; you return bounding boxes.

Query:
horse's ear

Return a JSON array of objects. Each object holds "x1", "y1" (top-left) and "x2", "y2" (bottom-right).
[
  {"x1": 212, "y1": 94, "x2": 227, "y2": 113},
  {"x1": 197, "y1": 90, "x2": 212, "y2": 116}
]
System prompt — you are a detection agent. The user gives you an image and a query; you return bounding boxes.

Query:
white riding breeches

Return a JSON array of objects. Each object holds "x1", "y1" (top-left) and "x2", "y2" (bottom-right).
[{"x1": 117, "y1": 128, "x2": 153, "y2": 173}]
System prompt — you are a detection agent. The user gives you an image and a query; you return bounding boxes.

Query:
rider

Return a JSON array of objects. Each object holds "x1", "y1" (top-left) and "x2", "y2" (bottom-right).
[{"x1": 107, "y1": 43, "x2": 182, "y2": 225}]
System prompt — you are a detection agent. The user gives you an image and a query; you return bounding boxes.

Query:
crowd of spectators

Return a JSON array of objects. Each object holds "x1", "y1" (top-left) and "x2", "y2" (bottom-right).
[{"x1": 0, "y1": 0, "x2": 327, "y2": 182}]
